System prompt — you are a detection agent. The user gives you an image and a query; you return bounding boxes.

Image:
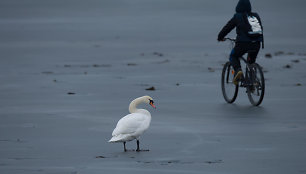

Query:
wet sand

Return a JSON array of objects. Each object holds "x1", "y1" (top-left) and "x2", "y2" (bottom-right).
[{"x1": 1, "y1": 0, "x2": 306, "y2": 174}]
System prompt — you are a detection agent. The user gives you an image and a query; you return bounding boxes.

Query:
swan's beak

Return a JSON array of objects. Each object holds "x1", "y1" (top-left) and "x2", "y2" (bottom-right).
[{"x1": 150, "y1": 101, "x2": 156, "y2": 109}]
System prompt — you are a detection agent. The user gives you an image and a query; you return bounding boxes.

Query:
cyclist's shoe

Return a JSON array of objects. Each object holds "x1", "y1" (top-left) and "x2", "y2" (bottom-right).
[{"x1": 233, "y1": 70, "x2": 243, "y2": 85}]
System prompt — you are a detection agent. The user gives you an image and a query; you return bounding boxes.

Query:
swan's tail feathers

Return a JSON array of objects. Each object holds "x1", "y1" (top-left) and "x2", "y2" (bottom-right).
[
  {"x1": 108, "y1": 137, "x2": 117, "y2": 143},
  {"x1": 108, "y1": 135, "x2": 125, "y2": 143}
]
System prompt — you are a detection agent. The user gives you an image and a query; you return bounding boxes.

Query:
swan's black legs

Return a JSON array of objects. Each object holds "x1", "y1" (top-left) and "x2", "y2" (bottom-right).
[
  {"x1": 136, "y1": 140, "x2": 140, "y2": 151},
  {"x1": 123, "y1": 142, "x2": 127, "y2": 152},
  {"x1": 123, "y1": 140, "x2": 149, "y2": 152},
  {"x1": 136, "y1": 140, "x2": 149, "y2": 152}
]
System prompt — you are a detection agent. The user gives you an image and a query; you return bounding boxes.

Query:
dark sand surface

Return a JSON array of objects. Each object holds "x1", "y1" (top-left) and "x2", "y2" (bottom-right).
[{"x1": 1, "y1": 0, "x2": 306, "y2": 174}]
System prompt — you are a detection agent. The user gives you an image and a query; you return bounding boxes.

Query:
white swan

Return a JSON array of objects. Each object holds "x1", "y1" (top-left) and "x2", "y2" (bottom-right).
[{"x1": 108, "y1": 96, "x2": 156, "y2": 152}]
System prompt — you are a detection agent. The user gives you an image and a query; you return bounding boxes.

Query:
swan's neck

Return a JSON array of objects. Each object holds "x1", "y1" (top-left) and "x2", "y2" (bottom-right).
[{"x1": 129, "y1": 97, "x2": 145, "y2": 114}]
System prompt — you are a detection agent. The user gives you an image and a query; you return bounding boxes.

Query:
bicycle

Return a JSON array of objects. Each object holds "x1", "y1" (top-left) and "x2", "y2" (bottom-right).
[{"x1": 221, "y1": 38, "x2": 265, "y2": 106}]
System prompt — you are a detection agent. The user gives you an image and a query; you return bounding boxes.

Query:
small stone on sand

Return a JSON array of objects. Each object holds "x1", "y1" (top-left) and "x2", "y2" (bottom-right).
[
  {"x1": 208, "y1": 67, "x2": 215, "y2": 72},
  {"x1": 127, "y1": 63, "x2": 137, "y2": 66},
  {"x1": 153, "y1": 52, "x2": 163, "y2": 57},
  {"x1": 146, "y1": 86, "x2": 156, "y2": 91},
  {"x1": 265, "y1": 53, "x2": 272, "y2": 58}
]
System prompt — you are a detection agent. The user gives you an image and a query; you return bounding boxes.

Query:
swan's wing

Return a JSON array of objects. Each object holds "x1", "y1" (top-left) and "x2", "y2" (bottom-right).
[{"x1": 112, "y1": 113, "x2": 146, "y2": 136}]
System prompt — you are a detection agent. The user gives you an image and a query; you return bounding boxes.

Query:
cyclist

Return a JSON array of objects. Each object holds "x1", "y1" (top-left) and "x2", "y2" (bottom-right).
[{"x1": 217, "y1": 0, "x2": 264, "y2": 85}]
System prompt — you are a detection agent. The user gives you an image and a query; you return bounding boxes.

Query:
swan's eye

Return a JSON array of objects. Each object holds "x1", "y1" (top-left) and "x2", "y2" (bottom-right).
[{"x1": 149, "y1": 99, "x2": 154, "y2": 104}]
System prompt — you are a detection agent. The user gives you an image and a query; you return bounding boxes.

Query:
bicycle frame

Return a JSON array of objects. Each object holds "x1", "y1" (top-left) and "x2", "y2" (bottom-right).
[{"x1": 239, "y1": 57, "x2": 254, "y2": 88}]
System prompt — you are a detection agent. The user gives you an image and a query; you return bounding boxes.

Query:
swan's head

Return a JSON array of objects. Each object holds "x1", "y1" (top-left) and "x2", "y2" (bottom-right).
[{"x1": 143, "y1": 96, "x2": 156, "y2": 109}]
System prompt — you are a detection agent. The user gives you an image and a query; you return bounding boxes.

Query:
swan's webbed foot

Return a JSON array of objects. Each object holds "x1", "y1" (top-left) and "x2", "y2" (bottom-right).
[
  {"x1": 136, "y1": 149, "x2": 150, "y2": 152},
  {"x1": 136, "y1": 140, "x2": 150, "y2": 152},
  {"x1": 125, "y1": 149, "x2": 136, "y2": 152}
]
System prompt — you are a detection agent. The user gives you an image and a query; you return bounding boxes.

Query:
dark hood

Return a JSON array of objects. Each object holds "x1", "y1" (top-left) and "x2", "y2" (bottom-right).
[{"x1": 235, "y1": 0, "x2": 252, "y2": 13}]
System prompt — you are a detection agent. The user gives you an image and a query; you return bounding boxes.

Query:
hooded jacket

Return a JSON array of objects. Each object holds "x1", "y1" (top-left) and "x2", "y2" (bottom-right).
[{"x1": 218, "y1": 0, "x2": 263, "y2": 43}]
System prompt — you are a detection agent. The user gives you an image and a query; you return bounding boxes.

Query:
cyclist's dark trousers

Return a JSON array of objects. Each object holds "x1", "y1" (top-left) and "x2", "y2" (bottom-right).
[{"x1": 229, "y1": 42, "x2": 261, "y2": 71}]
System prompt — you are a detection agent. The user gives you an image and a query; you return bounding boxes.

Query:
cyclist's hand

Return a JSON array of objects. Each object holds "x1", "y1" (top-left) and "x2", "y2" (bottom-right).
[{"x1": 217, "y1": 38, "x2": 226, "y2": 42}]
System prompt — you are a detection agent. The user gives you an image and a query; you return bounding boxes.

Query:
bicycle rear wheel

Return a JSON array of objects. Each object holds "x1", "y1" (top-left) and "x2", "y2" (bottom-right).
[
  {"x1": 247, "y1": 63, "x2": 265, "y2": 106},
  {"x1": 221, "y1": 62, "x2": 239, "y2": 103}
]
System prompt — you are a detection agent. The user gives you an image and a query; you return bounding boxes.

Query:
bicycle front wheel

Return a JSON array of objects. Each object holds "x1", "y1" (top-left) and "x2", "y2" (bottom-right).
[
  {"x1": 221, "y1": 62, "x2": 239, "y2": 103},
  {"x1": 247, "y1": 63, "x2": 265, "y2": 106}
]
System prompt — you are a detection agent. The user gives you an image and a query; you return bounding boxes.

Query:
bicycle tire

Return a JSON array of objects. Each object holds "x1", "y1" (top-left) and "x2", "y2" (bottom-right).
[
  {"x1": 247, "y1": 63, "x2": 265, "y2": 106},
  {"x1": 221, "y1": 62, "x2": 239, "y2": 103}
]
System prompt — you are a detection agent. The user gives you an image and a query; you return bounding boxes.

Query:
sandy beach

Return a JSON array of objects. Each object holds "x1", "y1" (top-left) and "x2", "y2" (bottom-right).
[{"x1": 1, "y1": 0, "x2": 306, "y2": 173}]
